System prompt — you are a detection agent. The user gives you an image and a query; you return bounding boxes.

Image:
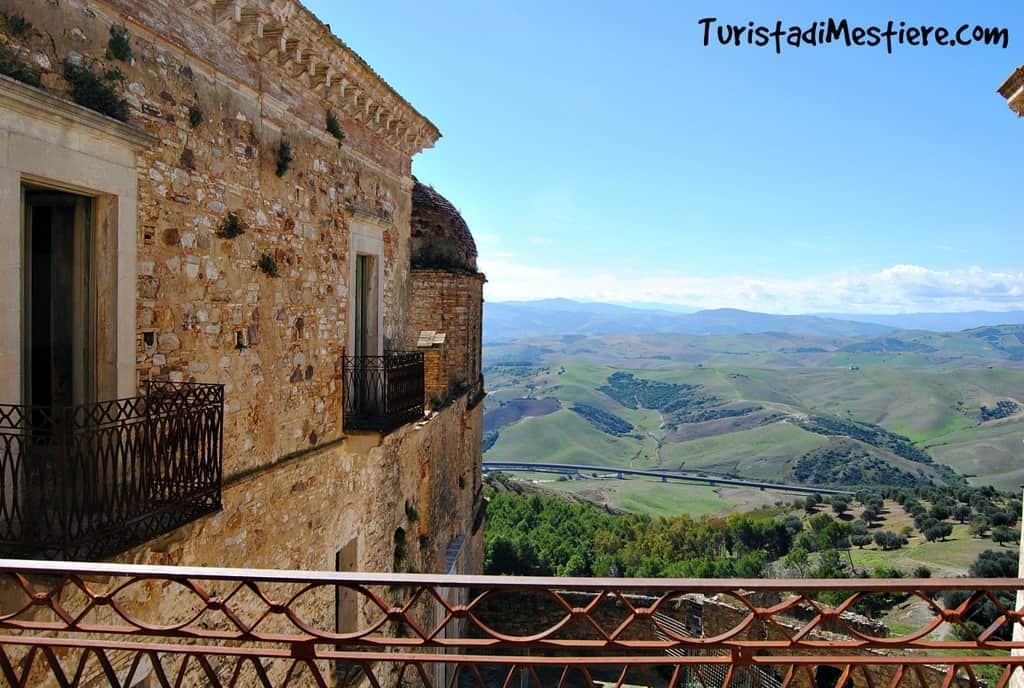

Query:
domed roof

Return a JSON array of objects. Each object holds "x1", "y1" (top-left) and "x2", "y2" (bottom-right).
[{"x1": 410, "y1": 178, "x2": 478, "y2": 273}]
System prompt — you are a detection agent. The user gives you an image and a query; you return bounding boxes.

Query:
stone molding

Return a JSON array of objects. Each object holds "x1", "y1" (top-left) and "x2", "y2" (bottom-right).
[
  {"x1": 0, "y1": 74, "x2": 158, "y2": 151},
  {"x1": 104, "y1": 0, "x2": 441, "y2": 157},
  {"x1": 998, "y1": 65, "x2": 1024, "y2": 116}
]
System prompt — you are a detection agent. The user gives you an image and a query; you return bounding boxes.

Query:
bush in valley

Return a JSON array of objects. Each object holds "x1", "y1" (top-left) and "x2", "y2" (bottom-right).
[
  {"x1": 570, "y1": 404, "x2": 634, "y2": 436},
  {"x1": 980, "y1": 400, "x2": 1018, "y2": 422},
  {"x1": 790, "y1": 441, "x2": 927, "y2": 488},
  {"x1": 484, "y1": 490, "x2": 793, "y2": 578},
  {"x1": 599, "y1": 372, "x2": 700, "y2": 410},
  {"x1": 795, "y1": 415, "x2": 933, "y2": 465},
  {"x1": 673, "y1": 405, "x2": 762, "y2": 424},
  {"x1": 794, "y1": 415, "x2": 962, "y2": 484},
  {"x1": 943, "y1": 549, "x2": 1019, "y2": 640}
]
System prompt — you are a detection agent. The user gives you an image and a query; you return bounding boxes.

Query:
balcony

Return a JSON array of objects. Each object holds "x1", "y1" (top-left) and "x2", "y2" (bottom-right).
[
  {"x1": 0, "y1": 382, "x2": 223, "y2": 561},
  {"x1": 342, "y1": 352, "x2": 425, "y2": 433},
  {"x1": 0, "y1": 561, "x2": 1021, "y2": 687}
]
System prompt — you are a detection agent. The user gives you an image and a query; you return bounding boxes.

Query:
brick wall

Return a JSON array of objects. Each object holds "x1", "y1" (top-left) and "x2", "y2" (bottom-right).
[{"x1": 407, "y1": 269, "x2": 485, "y2": 406}]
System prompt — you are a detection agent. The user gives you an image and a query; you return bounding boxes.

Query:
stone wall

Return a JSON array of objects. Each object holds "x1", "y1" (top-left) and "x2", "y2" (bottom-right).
[
  {"x1": 0, "y1": 0, "x2": 434, "y2": 479},
  {"x1": 0, "y1": 1, "x2": 484, "y2": 684},
  {"x1": 407, "y1": 269, "x2": 485, "y2": 407}
]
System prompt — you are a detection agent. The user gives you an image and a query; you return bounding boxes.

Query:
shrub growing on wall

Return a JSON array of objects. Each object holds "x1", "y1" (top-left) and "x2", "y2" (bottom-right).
[
  {"x1": 188, "y1": 103, "x2": 203, "y2": 129},
  {"x1": 105, "y1": 24, "x2": 132, "y2": 62},
  {"x1": 256, "y1": 253, "x2": 281, "y2": 277},
  {"x1": 63, "y1": 59, "x2": 129, "y2": 121},
  {"x1": 3, "y1": 13, "x2": 33, "y2": 38},
  {"x1": 216, "y1": 212, "x2": 247, "y2": 239},
  {"x1": 326, "y1": 110, "x2": 345, "y2": 144},
  {"x1": 0, "y1": 46, "x2": 41, "y2": 88},
  {"x1": 275, "y1": 139, "x2": 293, "y2": 177}
]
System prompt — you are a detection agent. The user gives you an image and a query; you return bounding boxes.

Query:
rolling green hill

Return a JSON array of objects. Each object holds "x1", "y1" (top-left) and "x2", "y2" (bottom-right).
[{"x1": 483, "y1": 329, "x2": 1024, "y2": 512}]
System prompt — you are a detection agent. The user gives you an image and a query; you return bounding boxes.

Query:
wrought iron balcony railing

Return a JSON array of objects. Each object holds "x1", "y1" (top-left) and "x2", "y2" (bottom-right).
[
  {"x1": 0, "y1": 382, "x2": 223, "y2": 561},
  {"x1": 342, "y1": 352, "x2": 425, "y2": 433},
  {"x1": 0, "y1": 560, "x2": 1022, "y2": 687}
]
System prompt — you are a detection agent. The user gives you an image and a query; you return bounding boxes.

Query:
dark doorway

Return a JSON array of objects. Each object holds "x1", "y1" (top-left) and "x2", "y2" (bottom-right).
[{"x1": 23, "y1": 189, "x2": 93, "y2": 410}]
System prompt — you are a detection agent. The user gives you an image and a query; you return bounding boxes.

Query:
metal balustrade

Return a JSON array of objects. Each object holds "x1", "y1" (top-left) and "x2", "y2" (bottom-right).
[
  {"x1": 0, "y1": 382, "x2": 224, "y2": 560},
  {"x1": 342, "y1": 352, "x2": 425, "y2": 433},
  {"x1": 0, "y1": 560, "x2": 1022, "y2": 686}
]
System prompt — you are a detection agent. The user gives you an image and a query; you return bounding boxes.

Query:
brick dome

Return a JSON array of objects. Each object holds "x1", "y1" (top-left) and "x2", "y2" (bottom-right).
[{"x1": 410, "y1": 177, "x2": 478, "y2": 273}]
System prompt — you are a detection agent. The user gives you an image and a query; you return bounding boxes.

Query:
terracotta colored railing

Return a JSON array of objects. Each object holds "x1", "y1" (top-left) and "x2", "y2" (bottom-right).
[{"x1": 0, "y1": 560, "x2": 1022, "y2": 687}]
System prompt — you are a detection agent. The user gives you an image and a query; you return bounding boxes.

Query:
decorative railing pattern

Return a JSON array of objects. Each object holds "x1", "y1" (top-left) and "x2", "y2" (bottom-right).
[
  {"x1": 0, "y1": 382, "x2": 223, "y2": 560},
  {"x1": 0, "y1": 561, "x2": 1022, "y2": 686},
  {"x1": 342, "y1": 352, "x2": 425, "y2": 433}
]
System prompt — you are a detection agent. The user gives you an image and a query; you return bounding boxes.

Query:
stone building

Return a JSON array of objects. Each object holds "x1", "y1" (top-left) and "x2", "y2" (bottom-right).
[
  {"x1": 0, "y1": 0, "x2": 484, "y2": 683},
  {"x1": 999, "y1": 65, "x2": 1024, "y2": 116}
]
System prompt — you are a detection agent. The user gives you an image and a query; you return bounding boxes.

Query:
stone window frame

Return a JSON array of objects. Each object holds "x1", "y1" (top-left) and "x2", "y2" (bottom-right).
[
  {"x1": 0, "y1": 75, "x2": 156, "y2": 405},
  {"x1": 347, "y1": 222, "x2": 385, "y2": 358}
]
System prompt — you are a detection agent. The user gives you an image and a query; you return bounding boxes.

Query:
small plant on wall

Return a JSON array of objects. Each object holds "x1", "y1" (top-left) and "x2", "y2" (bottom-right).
[
  {"x1": 256, "y1": 253, "x2": 281, "y2": 278},
  {"x1": 188, "y1": 103, "x2": 203, "y2": 129},
  {"x1": 3, "y1": 13, "x2": 33, "y2": 38},
  {"x1": 216, "y1": 212, "x2": 246, "y2": 239},
  {"x1": 63, "y1": 59, "x2": 129, "y2": 121},
  {"x1": 105, "y1": 24, "x2": 133, "y2": 62},
  {"x1": 275, "y1": 139, "x2": 293, "y2": 177},
  {"x1": 393, "y1": 527, "x2": 407, "y2": 567},
  {"x1": 326, "y1": 110, "x2": 345, "y2": 144},
  {"x1": 0, "y1": 46, "x2": 41, "y2": 88}
]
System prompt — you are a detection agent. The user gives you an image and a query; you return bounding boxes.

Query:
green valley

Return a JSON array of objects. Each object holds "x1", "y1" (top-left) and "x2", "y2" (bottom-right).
[{"x1": 483, "y1": 326, "x2": 1024, "y2": 515}]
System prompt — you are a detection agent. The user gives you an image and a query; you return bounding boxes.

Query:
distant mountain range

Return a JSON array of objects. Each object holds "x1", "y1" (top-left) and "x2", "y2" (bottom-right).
[{"x1": 483, "y1": 299, "x2": 1024, "y2": 342}]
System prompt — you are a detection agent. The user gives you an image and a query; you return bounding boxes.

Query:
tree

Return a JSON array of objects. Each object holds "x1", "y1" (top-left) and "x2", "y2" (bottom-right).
[
  {"x1": 992, "y1": 525, "x2": 1019, "y2": 547},
  {"x1": 860, "y1": 506, "x2": 879, "y2": 525},
  {"x1": 850, "y1": 533, "x2": 873, "y2": 549},
  {"x1": 831, "y1": 495, "x2": 851, "y2": 518},
  {"x1": 783, "y1": 546, "x2": 810, "y2": 576},
  {"x1": 873, "y1": 530, "x2": 907, "y2": 551},
  {"x1": 924, "y1": 521, "x2": 953, "y2": 542},
  {"x1": 929, "y1": 503, "x2": 951, "y2": 521},
  {"x1": 953, "y1": 504, "x2": 971, "y2": 524},
  {"x1": 943, "y1": 549, "x2": 1019, "y2": 641},
  {"x1": 968, "y1": 514, "x2": 990, "y2": 538}
]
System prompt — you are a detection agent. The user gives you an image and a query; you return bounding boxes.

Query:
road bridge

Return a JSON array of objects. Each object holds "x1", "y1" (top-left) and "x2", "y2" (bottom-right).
[{"x1": 483, "y1": 461, "x2": 855, "y2": 496}]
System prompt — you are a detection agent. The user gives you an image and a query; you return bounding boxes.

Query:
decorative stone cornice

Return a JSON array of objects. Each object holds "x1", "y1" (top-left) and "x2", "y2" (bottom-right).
[
  {"x1": 172, "y1": 0, "x2": 441, "y2": 157},
  {"x1": 997, "y1": 65, "x2": 1024, "y2": 117},
  {"x1": 0, "y1": 74, "x2": 158, "y2": 150}
]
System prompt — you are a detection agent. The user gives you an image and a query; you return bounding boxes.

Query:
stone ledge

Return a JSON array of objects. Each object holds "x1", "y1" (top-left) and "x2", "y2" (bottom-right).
[{"x1": 0, "y1": 74, "x2": 158, "y2": 150}]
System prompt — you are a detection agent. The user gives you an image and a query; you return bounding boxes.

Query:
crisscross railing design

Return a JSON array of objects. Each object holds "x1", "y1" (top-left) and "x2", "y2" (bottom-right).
[
  {"x1": 0, "y1": 560, "x2": 1022, "y2": 687},
  {"x1": 0, "y1": 382, "x2": 223, "y2": 560},
  {"x1": 342, "y1": 352, "x2": 425, "y2": 432}
]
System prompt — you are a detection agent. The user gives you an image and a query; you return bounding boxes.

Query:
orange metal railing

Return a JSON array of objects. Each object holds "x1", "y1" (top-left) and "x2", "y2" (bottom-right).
[{"x1": 0, "y1": 559, "x2": 1022, "y2": 686}]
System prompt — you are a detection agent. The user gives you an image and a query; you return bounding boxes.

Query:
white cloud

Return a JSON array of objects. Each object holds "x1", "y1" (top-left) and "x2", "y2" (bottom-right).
[{"x1": 477, "y1": 258, "x2": 1024, "y2": 314}]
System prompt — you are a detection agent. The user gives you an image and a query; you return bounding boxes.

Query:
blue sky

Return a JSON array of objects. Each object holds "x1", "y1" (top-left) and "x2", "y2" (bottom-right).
[{"x1": 308, "y1": 1, "x2": 1024, "y2": 313}]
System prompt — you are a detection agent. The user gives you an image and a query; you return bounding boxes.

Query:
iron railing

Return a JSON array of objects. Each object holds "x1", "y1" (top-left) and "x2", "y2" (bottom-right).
[
  {"x1": 342, "y1": 352, "x2": 425, "y2": 433},
  {"x1": 0, "y1": 561, "x2": 1022, "y2": 687},
  {"x1": 0, "y1": 382, "x2": 224, "y2": 560}
]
